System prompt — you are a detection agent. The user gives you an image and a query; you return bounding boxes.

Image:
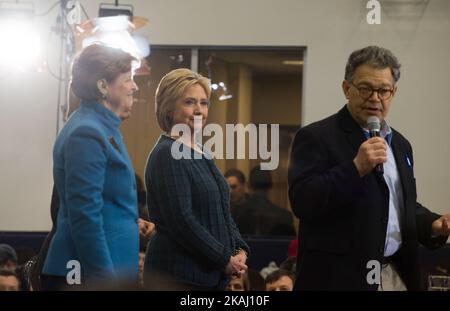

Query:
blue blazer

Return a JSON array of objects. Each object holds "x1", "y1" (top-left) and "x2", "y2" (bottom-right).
[{"x1": 43, "y1": 102, "x2": 139, "y2": 282}]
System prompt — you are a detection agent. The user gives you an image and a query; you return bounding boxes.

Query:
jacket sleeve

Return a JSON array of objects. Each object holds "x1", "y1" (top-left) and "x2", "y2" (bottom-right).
[
  {"x1": 405, "y1": 144, "x2": 449, "y2": 248},
  {"x1": 288, "y1": 127, "x2": 365, "y2": 222},
  {"x1": 229, "y1": 216, "x2": 250, "y2": 257},
  {"x1": 416, "y1": 202, "x2": 448, "y2": 249},
  {"x1": 150, "y1": 148, "x2": 231, "y2": 270},
  {"x1": 64, "y1": 126, "x2": 116, "y2": 279}
]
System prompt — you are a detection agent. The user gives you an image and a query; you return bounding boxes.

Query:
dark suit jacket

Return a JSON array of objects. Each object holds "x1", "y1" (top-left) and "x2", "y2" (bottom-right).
[
  {"x1": 288, "y1": 106, "x2": 447, "y2": 290},
  {"x1": 232, "y1": 192, "x2": 296, "y2": 236},
  {"x1": 144, "y1": 135, "x2": 249, "y2": 289}
]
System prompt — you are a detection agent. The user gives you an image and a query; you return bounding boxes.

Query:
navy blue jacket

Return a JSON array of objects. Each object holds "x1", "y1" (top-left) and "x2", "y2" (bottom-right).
[
  {"x1": 288, "y1": 106, "x2": 447, "y2": 290},
  {"x1": 144, "y1": 135, "x2": 249, "y2": 288}
]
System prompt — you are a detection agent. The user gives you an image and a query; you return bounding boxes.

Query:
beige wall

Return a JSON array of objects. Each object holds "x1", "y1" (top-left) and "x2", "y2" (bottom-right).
[{"x1": 1, "y1": 0, "x2": 449, "y2": 230}]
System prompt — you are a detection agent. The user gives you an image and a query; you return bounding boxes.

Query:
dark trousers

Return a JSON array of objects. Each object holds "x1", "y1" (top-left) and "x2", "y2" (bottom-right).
[
  {"x1": 40, "y1": 274, "x2": 84, "y2": 291},
  {"x1": 143, "y1": 271, "x2": 226, "y2": 291},
  {"x1": 145, "y1": 280, "x2": 224, "y2": 291}
]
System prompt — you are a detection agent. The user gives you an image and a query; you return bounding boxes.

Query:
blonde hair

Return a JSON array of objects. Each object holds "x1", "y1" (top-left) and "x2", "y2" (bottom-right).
[{"x1": 155, "y1": 68, "x2": 211, "y2": 132}]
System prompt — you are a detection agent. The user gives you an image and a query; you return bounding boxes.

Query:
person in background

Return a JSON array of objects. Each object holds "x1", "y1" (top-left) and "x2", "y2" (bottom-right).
[
  {"x1": 225, "y1": 169, "x2": 249, "y2": 206},
  {"x1": 0, "y1": 244, "x2": 18, "y2": 272},
  {"x1": 237, "y1": 165, "x2": 295, "y2": 236},
  {"x1": 224, "y1": 169, "x2": 251, "y2": 229},
  {"x1": 144, "y1": 68, "x2": 249, "y2": 290},
  {"x1": 280, "y1": 256, "x2": 297, "y2": 275},
  {"x1": 265, "y1": 269, "x2": 295, "y2": 291},
  {"x1": 226, "y1": 271, "x2": 250, "y2": 291},
  {"x1": 41, "y1": 44, "x2": 140, "y2": 290},
  {"x1": 14, "y1": 247, "x2": 36, "y2": 267},
  {"x1": 0, "y1": 270, "x2": 20, "y2": 291}
]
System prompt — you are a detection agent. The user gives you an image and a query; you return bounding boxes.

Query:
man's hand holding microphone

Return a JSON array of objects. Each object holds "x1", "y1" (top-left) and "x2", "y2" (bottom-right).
[{"x1": 353, "y1": 116, "x2": 387, "y2": 177}]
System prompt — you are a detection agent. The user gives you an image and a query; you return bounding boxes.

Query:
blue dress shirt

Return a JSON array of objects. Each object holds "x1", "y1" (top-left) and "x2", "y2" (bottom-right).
[{"x1": 362, "y1": 120, "x2": 404, "y2": 257}]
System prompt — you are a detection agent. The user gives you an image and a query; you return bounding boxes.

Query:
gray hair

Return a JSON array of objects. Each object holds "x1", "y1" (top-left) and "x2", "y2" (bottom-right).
[{"x1": 345, "y1": 46, "x2": 401, "y2": 83}]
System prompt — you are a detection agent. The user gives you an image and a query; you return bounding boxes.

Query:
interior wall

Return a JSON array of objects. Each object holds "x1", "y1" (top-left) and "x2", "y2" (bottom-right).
[
  {"x1": 252, "y1": 73, "x2": 302, "y2": 125},
  {"x1": 0, "y1": 1, "x2": 62, "y2": 231},
  {"x1": 1, "y1": 0, "x2": 449, "y2": 231}
]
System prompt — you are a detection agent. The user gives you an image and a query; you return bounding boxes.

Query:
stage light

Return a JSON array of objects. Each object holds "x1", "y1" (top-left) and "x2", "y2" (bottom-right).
[
  {"x1": 98, "y1": 2, "x2": 133, "y2": 19},
  {"x1": 77, "y1": 2, "x2": 150, "y2": 72},
  {"x1": 0, "y1": 1, "x2": 40, "y2": 70}
]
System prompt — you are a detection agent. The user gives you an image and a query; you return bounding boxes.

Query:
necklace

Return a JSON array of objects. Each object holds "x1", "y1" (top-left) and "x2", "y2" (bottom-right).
[{"x1": 163, "y1": 133, "x2": 204, "y2": 154}]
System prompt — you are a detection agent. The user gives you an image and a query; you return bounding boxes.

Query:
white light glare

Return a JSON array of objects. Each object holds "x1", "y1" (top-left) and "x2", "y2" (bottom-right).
[
  {"x1": 82, "y1": 16, "x2": 150, "y2": 69},
  {"x1": 0, "y1": 19, "x2": 40, "y2": 69},
  {"x1": 210, "y1": 81, "x2": 233, "y2": 101}
]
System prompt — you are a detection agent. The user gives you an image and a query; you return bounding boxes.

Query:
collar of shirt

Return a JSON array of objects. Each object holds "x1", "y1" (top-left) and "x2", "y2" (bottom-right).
[{"x1": 361, "y1": 119, "x2": 393, "y2": 147}]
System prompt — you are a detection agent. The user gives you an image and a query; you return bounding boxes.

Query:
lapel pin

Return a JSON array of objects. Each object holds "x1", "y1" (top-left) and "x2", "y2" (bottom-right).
[
  {"x1": 109, "y1": 136, "x2": 120, "y2": 152},
  {"x1": 406, "y1": 155, "x2": 412, "y2": 167}
]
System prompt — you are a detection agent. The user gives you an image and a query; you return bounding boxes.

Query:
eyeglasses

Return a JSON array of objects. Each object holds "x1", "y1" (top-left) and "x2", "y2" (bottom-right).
[{"x1": 350, "y1": 82, "x2": 394, "y2": 100}]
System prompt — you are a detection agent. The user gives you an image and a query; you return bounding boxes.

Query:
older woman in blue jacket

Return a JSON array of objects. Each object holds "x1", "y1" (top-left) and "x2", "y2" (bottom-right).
[{"x1": 41, "y1": 44, "x2": 139, "y2": 290}]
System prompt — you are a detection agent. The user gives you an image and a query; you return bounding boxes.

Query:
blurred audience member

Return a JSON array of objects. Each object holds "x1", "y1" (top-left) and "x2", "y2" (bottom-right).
[
  {"x1": 287, "y1": 238, "x2": 298, "y2": 258},
  {"x1": 247, "y1": 268, "x2": 265, "y2": 291},
  {"x1": 235, "y1": 165, "x2": 295, "y2": 236},
  {"x1": 226, "y1": 271, "x2": 250, "y2": 291},
  {"x1": 280, "y1": 256, "x2": 297, "y2": 274},
  {"x1": 0, "y1": 270, "x2": 20, "y2": 291},
  {"x1": 225, "y1": 169, "x2": 251, "y2": 229},
  {"x1": 265, "y1": 269, "x2": 295, "y2": 291},
  {"x1": 0, "y1": 244, "x2": 18, "y2": 272},
  {"x1": 260, "y1": 261, "x2": 279, "y2": 279},
  {"x1": 225, "y1": 169, "x2": 249, "y2": 205},
  {"x1": 14, "y1": 247, "x2": 36, "y2": 266}
]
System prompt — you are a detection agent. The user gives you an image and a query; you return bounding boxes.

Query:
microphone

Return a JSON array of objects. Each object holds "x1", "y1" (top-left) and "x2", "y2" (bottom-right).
[{"x1": 367, "y1": 116, "x2": 384, "y2": 174}]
